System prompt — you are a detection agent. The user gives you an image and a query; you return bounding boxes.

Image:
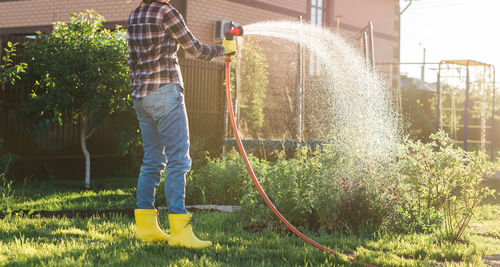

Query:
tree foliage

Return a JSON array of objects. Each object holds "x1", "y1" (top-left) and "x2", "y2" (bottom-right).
[
  {"x1": 1, "y1": 42, "x2": 25, "y2": 179},
  {"x1": 15, "y1": 11, "x2": 138, "y2": 188},
  {"x1": 231, "y1": 38, "x2": 269, "y2": 138},
  {"x1": 400, "y1": 131, "x2": 496, "y2": 241},
  {"x1": 0, "y1": 41, "x2": 27, "y2": 86}
]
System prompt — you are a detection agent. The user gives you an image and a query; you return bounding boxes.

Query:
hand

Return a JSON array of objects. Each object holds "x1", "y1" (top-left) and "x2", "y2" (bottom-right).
[{"x1": 222, "y1": 38, "x2": 236, "y2": 56}]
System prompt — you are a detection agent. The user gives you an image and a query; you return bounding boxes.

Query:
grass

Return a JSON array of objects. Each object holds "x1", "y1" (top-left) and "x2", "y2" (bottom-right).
[
  {"x1": 8, "y1": 177, "x2": 137, "y2": 211},
  {"x1": 1, "y1": 177, "x2": 499, "y2": 266}
]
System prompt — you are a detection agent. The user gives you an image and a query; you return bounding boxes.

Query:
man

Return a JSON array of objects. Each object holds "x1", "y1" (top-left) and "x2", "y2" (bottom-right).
[{"x1": 127, "y1": 0, "x2": 236, "y2": 249}]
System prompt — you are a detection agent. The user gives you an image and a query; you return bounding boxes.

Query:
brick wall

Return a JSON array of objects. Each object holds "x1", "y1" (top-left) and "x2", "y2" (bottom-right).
[
  {"x1": 186, "y1": 0, "x2": 307, "y2": 44},
  {"x1": 333, "y1": 0, "x2": 400, "y2": 63},
  {"x1": 0, "y1": 0, "x2": 140, "y2": 31},
  {"x1": 0, "y1": 0, "x2": 398, "y2": 63}
]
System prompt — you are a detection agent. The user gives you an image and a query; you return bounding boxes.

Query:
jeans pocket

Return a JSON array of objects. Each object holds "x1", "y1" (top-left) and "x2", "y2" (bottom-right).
[
  {"x1": 142, "y1": 85, "x2": 184, "y2": 120},
  {"x1": 142, "y1": 93, "x2": 165, "y2": 119}
]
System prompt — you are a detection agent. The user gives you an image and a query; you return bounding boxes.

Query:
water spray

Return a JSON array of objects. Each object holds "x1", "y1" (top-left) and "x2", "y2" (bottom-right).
[{"x1": 223, "y1": 25, "x2": 374, "y2": 267}]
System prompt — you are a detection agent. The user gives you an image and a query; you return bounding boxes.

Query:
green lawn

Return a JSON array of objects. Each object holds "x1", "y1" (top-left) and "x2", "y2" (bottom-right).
[
  {"x1": 9, "y1": 177, "x2": 137, "y2": 212},
  {"x1": 1, "y1": 178, "x2": 499, "y2": 266}
]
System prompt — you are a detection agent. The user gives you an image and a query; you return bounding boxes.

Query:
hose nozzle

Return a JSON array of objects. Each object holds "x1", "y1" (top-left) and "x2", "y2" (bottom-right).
[{"x1": 225, "y1": 26, "x2": 244, "y2": 40}]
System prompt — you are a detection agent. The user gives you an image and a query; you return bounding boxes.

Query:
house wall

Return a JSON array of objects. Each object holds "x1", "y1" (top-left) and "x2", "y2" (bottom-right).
[
  {"x1": 333, "y1": 0, "x2": 400, "y2": 64},
  {"x1": 186, "y1": 0, "x2": 306, "y2": 44},
  {"x1": 0, "y1": 0, "x2": 138, "y2": 34},
  {"x1": 0, "y1": 0, "x2": 399, "y2": 63}
]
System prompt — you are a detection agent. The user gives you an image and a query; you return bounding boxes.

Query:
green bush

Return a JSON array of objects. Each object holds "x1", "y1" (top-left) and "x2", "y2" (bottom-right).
[
  {"x1": 151, "y1": 131, "x2": 495, "y2": 239},
  {"x1": 154, "y1": 150, "x2": 266, "y2": 208},
  {"x1": 240, "y1": 148, "x2": 321, "y2": 229},
  {"x1": 231, "y1": 37, "x2": 269, "y2": 138},
  {"x1": 0, "y1": 142, "x2": 17, "y2": 213},
  {"x1": 237, "y1": 145, "x2": 403, "y2": 235},
  {"x1": 312, "y1": 144, "x2": 403, "y2": 234},
  {"x1": 0, "y1": 41, "x2": 27, "y2": 86},
  {"x1": 0, "y1": 40, "x2": 24, "y2": 213},
  {"x1": 187, "y1": 150, "x2": 267, "y2": 205},
  {"x1": 177, "y1": 145, "x2": 403, "y2": 235},
  {"x1": 315, "y1": 174, "x2": 401, "y2": 235},
  {"x1": 399, "y1": 131, "x2": 496, "y2": 241}
]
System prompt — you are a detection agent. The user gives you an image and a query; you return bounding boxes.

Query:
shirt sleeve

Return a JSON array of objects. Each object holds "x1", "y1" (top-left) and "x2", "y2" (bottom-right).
[{"x1": 162, "y1": 6, "x2": 225, "y2": 61}]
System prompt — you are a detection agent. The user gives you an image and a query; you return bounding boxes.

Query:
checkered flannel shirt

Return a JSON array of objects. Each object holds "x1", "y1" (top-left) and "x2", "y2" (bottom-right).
[{"x1": 127, "y1": 1, "x2": 225, "y2": 99}]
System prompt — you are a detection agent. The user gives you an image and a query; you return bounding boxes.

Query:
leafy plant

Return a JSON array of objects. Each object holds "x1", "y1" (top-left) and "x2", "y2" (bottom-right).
[
  {"x1": 0, "y1": 153, "x2": 16, "y2": 213},
  {"x1": 0, "y1": 41, "x2": 27, "y2": 86},
  {"x1": 0, "y1": 141, "x2": 17, "y2": 213},
  {"x1": 15, "y1": 11, "x2": 139, "y2": 189},
  {"x1": 0, "y1": 41, "x2": 25, "y2": 182},
  {"x1": 186, "y1": 150, "x2": 266, "y2": 206},
  {"x1": 250, "y1": 147, "x2": 320, "y2": 228},
  {"x1": 231, "y1": 37, "x2": 269, "y2": 138},
  {"x1": 316, "y1": 174, "x2": 401, "y2": 235},
  {"x1": 0, "y1": 174, "x2": 14, "y2": 212},
  {"x1": 184, "y1": 144, "x2": 404, "y2": 234},
  {"x1": 400, "y1": 131, "x2": 496, "y2": 241}
]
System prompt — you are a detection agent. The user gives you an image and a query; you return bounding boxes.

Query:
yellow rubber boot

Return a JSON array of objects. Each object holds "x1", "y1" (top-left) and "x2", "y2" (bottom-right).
[
  {"x1": 134, "y1": 209, "x2": 170, "y2": 242},
  {"x1": 168, "y1": 213, "x2": 212, "y2": 249}
]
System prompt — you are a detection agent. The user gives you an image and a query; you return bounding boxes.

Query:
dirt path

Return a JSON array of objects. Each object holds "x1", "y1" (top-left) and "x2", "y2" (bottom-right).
[{"x1": 483, "y1": 254, "x2": 500, "y2": 267}]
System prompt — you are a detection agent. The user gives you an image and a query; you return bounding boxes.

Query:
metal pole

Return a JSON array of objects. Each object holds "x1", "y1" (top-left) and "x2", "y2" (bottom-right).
[
  {"x1": 400, "y1": 0, "x2": 413, "y2": 15},
  {"x1": 464, "y1": 65, "x2": 470, "y2": 151},
  {"x1": 481, "y1": 66, "x2": 487, "y2": 152},
  {"x1": 437, "y1": 62, "x2": 442, "y2": 131},
  {"x1": 492, "y1": 66, "x2": 496, "y2": 160},
  {"x1": 336, "y1": 15, "x2": 341, "y2": 34},
  {"x1": 369, "y1": 21, "x2": 375, "y2": 69},
  {"x1": 363, "y1": 32, "x2": 369, "y2": 67},
  {"x1": 297, "y1": 16, "x2": 303, "y2": 146},
  {"x1": 421, "y1": 46, "x2": 426, "y2": 83},
  {"x1": 397, "y1": 64, "x2": 402, "y2": 110}
]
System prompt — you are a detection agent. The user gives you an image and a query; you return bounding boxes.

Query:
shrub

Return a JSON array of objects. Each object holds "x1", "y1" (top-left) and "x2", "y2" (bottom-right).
[
  {"x1": 240, "y1": 147, "x2": 322, "y2": 229},
  {"x1": 0, "y1": 41, "x2": 27, "y2": 86},
  {"x1": 0, "y1": 142, "x2": 17, "y2": 213},
  {"x1": 186, "y1": 150, "x2": 265, "y2": 205},
  {"x1": 154, "y1": 149, "x2": 267, "y2": 207},
  {"x1": 231, "y1": 37, "x2": 269, "y2": 138},
  {"x1": 312, "y1": 144, "x2": 403, "y2": 234},
  {"x1": 399, "y1": 131, "x2": 496, "y2": 241},
  {"x1": 161, "y1": 131, "x2": 494, "y2": 240},
  {"x1": 315, "y1": 174, "x2": 401, "y2": 235},
  {"x1": 238, "y1": 145, "x2": 403, "y2": 234}
]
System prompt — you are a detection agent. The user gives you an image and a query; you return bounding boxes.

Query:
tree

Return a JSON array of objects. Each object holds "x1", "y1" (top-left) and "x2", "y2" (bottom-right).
[
  {"x1": 231, "y1": 38, "x2": 269, "y2": 138},
  {"x1": 16, "y1": 11, "x2": 137, "y2": 189}
]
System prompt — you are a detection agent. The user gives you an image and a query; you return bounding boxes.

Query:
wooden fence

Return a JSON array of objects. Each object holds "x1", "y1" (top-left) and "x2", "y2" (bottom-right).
[{"x1": 0, "y1": 35, "x2": 226, "y2": 179}]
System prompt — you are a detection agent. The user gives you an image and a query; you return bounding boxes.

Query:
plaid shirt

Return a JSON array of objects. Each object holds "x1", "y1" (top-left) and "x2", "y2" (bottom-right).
[{"x1": 127, "y1": 1, "x2": 225, "y2": 99}]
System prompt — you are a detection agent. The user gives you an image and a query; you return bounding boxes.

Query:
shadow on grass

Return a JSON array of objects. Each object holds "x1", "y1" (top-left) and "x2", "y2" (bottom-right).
[{"x1": 3, "y1": 219, "x2": 359, "y2": 266}]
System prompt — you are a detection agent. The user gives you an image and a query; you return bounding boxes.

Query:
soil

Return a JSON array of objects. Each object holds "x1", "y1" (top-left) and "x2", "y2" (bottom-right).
[
  {"x1": 0, "y1": 205, "x2": 239, "y2": 219},
  {"x1": 483, "y1": 254, "x2": 500, "y2": 267}
]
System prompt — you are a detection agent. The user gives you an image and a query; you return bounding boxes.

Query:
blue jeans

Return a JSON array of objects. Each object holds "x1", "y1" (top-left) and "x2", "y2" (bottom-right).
[{"x1": 134, "y1": 84, "x2": 191, "y2": 214}]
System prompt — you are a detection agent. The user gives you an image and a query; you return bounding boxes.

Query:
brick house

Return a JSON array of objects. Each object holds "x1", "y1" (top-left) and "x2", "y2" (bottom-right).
[{"x1": 0, "y1": 0, "x2": 400, "y2": 63}]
